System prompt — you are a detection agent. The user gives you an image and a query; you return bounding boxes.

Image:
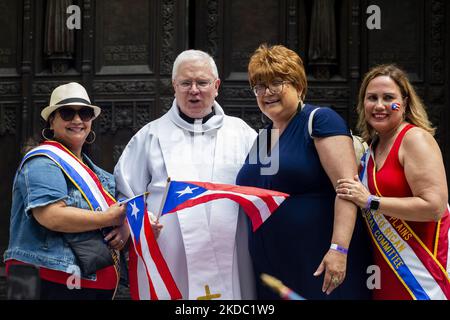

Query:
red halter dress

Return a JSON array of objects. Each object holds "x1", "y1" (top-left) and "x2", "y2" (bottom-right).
[{"x1": 365, "y1": 124, "x2": 450, "y2": 300}]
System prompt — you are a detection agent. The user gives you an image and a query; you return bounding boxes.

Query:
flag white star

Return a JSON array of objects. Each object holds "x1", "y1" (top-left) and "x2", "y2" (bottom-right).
[
  {"x1": 176, "y1": 186, "x2": 199, "y2": 198},
  {"x1": 130, "y1": 201, "x2": 140, "y2": 219}
]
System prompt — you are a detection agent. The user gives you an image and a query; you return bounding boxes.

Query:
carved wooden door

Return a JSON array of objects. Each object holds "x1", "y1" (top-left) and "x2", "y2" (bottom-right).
[{"x1": 194, "y1": 0, "x2": 449, "y2": 187}]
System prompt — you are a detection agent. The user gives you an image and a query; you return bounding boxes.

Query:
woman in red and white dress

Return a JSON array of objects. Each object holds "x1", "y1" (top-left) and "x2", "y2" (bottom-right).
[{"x1": 336, "y1": 64, "x2": 450, "y2": 300}]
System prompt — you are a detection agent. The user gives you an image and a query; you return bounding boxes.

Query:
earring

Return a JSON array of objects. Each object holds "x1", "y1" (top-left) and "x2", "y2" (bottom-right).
[
  {"x1": 85, "y1": 130, "x2": 96, "y2": 144},
  {"x1": 41, "y1": 128, "x2": 54, "y2": 141}
]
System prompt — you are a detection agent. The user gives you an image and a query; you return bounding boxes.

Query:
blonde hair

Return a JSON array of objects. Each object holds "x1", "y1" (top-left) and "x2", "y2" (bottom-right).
[
  {"x1": 248, "y1": 44, "x2": 307, "y2": 100},
  {"x1": 357, "y1": 64, "x2": 435, "y2": 141}
]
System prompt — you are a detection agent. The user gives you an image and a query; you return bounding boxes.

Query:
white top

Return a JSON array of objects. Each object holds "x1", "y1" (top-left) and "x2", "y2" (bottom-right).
[{"x1": 114, "y1": 99, "x2": 257, "y2": 299}]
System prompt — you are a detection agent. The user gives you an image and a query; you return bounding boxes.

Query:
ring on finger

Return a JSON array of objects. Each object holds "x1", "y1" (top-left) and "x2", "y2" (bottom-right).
[{"x1": 332, "y1": 277, "x2": 340, "y2": 286}]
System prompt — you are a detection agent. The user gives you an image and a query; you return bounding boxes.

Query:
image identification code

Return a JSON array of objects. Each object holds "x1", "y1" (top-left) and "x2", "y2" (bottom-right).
[{"x1": 175, "y1": 304, "x2": 275, "y2": 317}]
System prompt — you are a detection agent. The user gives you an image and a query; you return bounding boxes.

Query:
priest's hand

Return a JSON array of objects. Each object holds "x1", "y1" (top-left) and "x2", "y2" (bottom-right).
[{"x1": 149, "y1": 211, "x2": 164, "y2": 239}]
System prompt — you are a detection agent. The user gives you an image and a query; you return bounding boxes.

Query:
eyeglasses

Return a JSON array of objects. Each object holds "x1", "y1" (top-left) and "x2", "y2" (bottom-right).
[
  {"x1": 57, "y1": 107, "x2": 95, "y2": 121},
  {"x1": 252, "y1": 81, "x2": 289, "y2": 97},
  {"x1": 176, "y1": 79, "x2": 215, "y2": 92}
]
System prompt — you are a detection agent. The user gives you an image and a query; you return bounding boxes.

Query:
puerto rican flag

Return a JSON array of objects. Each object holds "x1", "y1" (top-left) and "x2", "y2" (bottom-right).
[
  {"x1": 161, "y1": 181, "x2": 289, "y2": 231},
  {"x1": 126, "y1": 194, "x2": 181, "y2": 300}
]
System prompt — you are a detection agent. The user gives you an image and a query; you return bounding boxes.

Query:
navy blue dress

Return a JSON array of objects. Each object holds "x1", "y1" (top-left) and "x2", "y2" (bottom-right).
[{"x1": 236, "y1": 104, "x2": 372, "y2": 300}]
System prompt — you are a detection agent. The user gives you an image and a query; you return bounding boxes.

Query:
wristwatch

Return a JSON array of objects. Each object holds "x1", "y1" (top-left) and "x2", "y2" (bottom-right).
[{"x1": 369, "y1": 196, "x2": 381, "y2": 211}]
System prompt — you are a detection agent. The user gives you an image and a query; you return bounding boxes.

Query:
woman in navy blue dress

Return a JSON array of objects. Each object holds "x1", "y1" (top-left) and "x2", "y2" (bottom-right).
[{"x1": 236, "y1": 44, "x2": 372, "y2": 299}]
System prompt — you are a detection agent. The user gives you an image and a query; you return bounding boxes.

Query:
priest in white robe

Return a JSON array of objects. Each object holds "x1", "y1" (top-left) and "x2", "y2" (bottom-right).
[{"x1": 114, "y1": 50, "x2": 257, "y2": 299}]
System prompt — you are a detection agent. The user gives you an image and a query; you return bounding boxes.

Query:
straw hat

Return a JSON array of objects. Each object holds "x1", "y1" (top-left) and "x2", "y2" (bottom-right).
[{"x1": 41, "y1": 82, "x2": 101, "y2": 121}]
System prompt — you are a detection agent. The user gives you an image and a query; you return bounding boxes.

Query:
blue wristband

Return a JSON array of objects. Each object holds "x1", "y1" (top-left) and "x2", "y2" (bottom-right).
[{"x1": 330, "y1": 243, "x2": 348, "y2": 254}]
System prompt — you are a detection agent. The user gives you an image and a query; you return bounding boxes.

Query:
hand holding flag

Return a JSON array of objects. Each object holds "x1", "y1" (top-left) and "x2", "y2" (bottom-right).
[
  {"x1": 124, "y1": 180, "x2": 289, "y2": 300},
  {"x1": 125, "y1": 193, "x2": 181, "y2": 300},
  {"x1": 120, "y1": 193, "x2": 163, "y2": 239}
]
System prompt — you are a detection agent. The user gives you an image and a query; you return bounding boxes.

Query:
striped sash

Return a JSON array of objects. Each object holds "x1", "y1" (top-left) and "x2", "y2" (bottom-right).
[
  {"x1": 21, "y1": 140, "x2": 121, "y2": 295},
  {"x1": 359, "y1": 149, "x2": 450, "y2": 300}
]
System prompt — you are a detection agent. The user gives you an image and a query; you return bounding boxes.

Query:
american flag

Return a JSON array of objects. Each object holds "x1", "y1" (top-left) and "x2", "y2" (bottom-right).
[
  {"x1": 161, "y1": 181, "x2": 289, "y2": 231},
  {"x1": 125, "y1": 194, "x2": 181, "y2": 300}
]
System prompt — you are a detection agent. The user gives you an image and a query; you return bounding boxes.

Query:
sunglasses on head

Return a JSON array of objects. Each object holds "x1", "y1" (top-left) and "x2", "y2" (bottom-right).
[{"x1": 57, "y1": 107, "x2": 95, "y2": 121}]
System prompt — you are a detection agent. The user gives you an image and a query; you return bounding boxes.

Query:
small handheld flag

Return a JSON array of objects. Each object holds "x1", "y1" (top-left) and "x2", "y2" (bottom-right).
[
  {"x1": 125, "y1": 193, "x2": 181, "y2": 300},
  {"x1": 160, "y1": 180, "x2": 289, "y2": 232}
]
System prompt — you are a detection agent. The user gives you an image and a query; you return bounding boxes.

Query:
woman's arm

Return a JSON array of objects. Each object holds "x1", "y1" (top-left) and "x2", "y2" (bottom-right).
[
  {"x1": 337, "y1": 128, "x2": 448, "y2": 222},
  {"x1": 391, "y1": 128, "x2": 447, "y2": 220},
  {"x1": 312, "y1": 135, "x2": 358, "y2": 294},
  {"x1": 32, "y1": 200, "x2": 126, "y2": 233},
  {"x1": 315, "y1": 135, "x2": 358, "y2": 251}
]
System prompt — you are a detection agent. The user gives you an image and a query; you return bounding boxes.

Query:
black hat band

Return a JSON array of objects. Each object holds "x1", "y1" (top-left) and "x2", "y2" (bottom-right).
[{"x1": 55, "y1": 97, "x2": 92, "y2": 106}]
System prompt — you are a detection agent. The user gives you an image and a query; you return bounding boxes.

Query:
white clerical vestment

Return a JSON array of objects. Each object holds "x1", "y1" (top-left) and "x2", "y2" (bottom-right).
[{"x1": 114, "y1": 99, "x2": 257, "y2": 299}]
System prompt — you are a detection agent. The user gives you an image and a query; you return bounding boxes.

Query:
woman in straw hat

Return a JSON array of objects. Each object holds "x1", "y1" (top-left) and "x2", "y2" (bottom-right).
[{"x1": 4, "y1": 82, "x2": 127, "y2": 299}]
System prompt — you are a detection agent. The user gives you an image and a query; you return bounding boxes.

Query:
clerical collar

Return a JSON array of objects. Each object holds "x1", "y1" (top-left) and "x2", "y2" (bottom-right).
[
  {"x1": 178, "y1": 107, "x2": 215, "y2": 124},
  {"x1": 169, "y1": 99, "x2": 224, "y2": 133}
]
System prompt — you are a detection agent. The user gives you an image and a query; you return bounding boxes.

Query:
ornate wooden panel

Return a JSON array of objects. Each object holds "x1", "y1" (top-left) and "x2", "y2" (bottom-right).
[
  {"x1": 0, "y1": 0, "x2": 21, "y2": 75},
  {"x1": 0, "y1": 0, "x2": 187, "y2": 257},
  {"x1": 95, "y1": 0, "x2": 155, "y2": 75},
  {"x1": 363, "y1": 0, "x2": 425, "y2": 81},
  {"x1": 195, "y1": 0, "x2": 354, "y2": 128},
  {"x1": 91, "y1": 0, "x2": 187, "y2": 171},
  {"x1": 0, "y1": 0, "x2": 22, "y2": 255}
]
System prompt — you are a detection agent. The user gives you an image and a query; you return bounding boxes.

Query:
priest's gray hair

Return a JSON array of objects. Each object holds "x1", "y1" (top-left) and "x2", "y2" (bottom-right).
[{"x1": 172, "y1": 49, "x2": 219, "y2": 80}]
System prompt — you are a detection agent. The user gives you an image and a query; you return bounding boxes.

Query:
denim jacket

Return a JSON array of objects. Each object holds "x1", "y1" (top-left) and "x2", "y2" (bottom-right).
[{"x1": 3, "y1": 154, "x2": 115, "y2": 280}]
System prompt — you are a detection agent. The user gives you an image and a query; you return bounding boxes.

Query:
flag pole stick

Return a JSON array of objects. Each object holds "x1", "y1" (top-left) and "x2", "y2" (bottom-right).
[
  {"x1": 118, "y1": 191, "x2": 150, "y2": 205},
  {"x1": 156, "y1": 177, "x2": 171, "y2": 222},
  {"x1": 261, "y1": 273, "x2": 305, "y2": 300}
]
